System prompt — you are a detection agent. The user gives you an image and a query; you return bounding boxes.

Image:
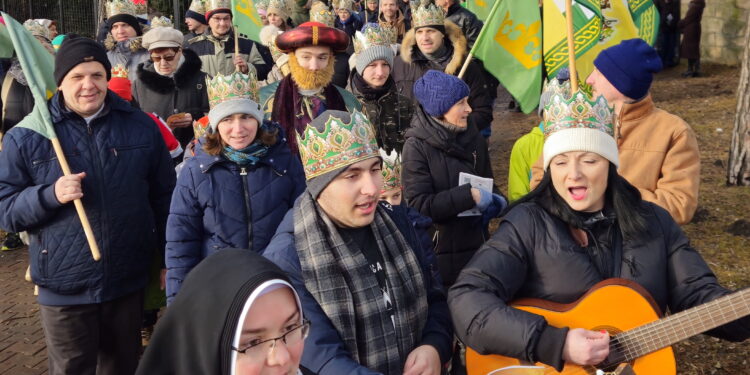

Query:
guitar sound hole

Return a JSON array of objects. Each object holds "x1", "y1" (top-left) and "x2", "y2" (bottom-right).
[{"x1": 590, "y1": 326, "x2": 633, "y2": 371}]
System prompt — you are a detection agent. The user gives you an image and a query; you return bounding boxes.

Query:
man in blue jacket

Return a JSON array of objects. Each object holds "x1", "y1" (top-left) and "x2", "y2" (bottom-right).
[
  {"x1": 0, "y1": 36, "x2": 175, "y2": 375},
  {"x1": 264, "y1": 109, "x2": 452, "y2": 375}
]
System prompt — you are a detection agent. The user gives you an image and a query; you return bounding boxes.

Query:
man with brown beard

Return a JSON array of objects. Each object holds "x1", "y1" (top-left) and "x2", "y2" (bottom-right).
[{"x1": 259, "y1": 21, "x2": 361, "y2": 156}]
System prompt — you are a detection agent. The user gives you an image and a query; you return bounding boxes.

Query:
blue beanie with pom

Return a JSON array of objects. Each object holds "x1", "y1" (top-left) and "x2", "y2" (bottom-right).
[
  {"x1": 593, "y1": 38, "x2": 662, "y2": 100},
  {"x1": 413, "y1": 70, "x2": 470, "y2": 117}
]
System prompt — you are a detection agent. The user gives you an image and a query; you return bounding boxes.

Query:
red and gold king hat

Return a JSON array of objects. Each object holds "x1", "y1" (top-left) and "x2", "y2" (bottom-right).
[{"x1": 275, "y1": 21, "x2": 349, "y2": 53}]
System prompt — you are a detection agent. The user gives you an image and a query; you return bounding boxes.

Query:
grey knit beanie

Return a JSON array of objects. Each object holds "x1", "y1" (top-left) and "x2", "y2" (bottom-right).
[
  {"x1": 355, "y1": 44, "x2": 394, "y2": 75},
  {"x1": 208, "y1": 99, "x2": 264, "y2": 132}
]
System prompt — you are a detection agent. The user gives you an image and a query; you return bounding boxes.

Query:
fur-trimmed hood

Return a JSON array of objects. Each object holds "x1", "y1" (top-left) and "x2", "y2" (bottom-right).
[
  {"x1": 399, "y1": 20, "x2": 466, "y2": 75},
  {"x1": 135, "y1": 49, "x2": 204, "y2": 93}
]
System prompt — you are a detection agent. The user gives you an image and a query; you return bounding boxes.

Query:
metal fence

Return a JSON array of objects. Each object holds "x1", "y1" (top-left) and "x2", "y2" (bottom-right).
[{"x1": 1, "y1": 0, "x2": 189, "y2": 38}]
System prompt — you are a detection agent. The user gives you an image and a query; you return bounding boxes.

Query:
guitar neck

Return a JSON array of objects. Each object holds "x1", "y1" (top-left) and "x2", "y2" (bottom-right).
[{"x1": 614, "y1": 289, "x2": 750, "y2": 361}]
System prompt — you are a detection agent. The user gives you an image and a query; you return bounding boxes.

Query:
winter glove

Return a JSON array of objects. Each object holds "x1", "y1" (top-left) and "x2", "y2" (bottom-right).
[
  {"x1": 475, "y1": 188, "x2": 493, "y2": 212},
  {"x1": 482, "y1": 193, "x2": 508, "y2": 227}
]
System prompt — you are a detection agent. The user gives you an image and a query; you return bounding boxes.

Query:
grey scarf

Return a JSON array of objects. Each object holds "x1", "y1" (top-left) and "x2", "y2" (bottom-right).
[{"x1": 293, "y1": 191, "x2": 428, "y2": 374}]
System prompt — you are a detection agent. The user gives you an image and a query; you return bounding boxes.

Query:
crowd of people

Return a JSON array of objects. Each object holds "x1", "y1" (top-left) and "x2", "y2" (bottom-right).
[{"x1": 0, "y1": 0, "x2": 747, "y2": 374}]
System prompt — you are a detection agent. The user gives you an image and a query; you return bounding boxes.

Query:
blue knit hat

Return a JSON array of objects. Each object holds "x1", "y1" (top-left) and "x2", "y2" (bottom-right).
[
  {"x1": 413, "y1": 70, "x2": 470, "y2": 117},
  {"x1": 593, "y1": 38, "x2": 662, "y2": 100}
]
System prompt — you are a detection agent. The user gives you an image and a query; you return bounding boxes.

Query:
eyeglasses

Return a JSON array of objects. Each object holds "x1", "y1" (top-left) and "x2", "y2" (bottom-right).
[
  {"x1": 232, "y1": 320, "x2": 311, "y2": 361},
  {"x1": 151, "y1": 54, "x2": 177, "y2": 63}
]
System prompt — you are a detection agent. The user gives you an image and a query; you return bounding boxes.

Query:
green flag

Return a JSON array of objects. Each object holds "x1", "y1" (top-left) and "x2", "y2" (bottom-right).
[
  {"x1": 0, "y1": 13, "x2": 57, "y2": 140},
  {"x1": 629, "y1": 0, "x2": 660, "y2": 45},
  {"x1": 463, "y1": 0, "x2": 495, "y2": 22},
  {"x1": 232, "y1": 0, "x2": 264, "y2": 42},
  {"x1": 470, "y1": 0, "x2": 542, "y2": 113}
]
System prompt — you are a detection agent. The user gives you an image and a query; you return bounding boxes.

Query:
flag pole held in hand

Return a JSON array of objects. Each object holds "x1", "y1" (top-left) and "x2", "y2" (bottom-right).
[{"x1": 1, "y1": 12, "x2": 101, "y2": 261}]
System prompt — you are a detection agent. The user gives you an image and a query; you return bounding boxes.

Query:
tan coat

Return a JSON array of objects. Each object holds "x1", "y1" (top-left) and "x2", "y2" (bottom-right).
[{"x1": 531, "y1": 95, "x2": 700, "y2": 225}]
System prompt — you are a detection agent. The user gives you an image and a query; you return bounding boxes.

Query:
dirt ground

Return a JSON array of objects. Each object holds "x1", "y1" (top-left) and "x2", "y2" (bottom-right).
[{"x1": 488, "y1": 62, "x2": 750, "y2": 374}]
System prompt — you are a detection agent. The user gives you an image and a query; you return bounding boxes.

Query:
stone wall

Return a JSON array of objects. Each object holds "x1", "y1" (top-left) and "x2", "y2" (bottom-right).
[{"x1": 684, "y1": 0, "x2": 750, "y2": 65}]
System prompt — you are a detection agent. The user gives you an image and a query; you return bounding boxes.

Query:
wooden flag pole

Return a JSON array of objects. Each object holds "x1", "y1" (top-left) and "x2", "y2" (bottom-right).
[
  {"x1": 50, "y1": 137, "x2": 101, "y2": 261},
  {"x1": 234, "y1": 24, "x2": 241, "y2": 72},
  {"x1": 565, "y1": 0, "x2": 578, "y2": 91}
]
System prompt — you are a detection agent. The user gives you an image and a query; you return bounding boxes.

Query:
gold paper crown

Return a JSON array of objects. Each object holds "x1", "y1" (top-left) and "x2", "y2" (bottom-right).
[
  {"x1": 206, "y1": 71, "x2": 260, "y2": 109},
  {"x1": 207, "y1": 0, "x2": 232, "y2": 12},
  {"x1": 354, "y1": 24, "x2": 396, "y2": 54},
  {"x1": 411, "y1": 0, "x2": 444, "y2": 29},
  {"x1": 255, "y1": 0, "x2": 269, "y2": 13},
  {"x1": 334, "y1": 0, "x2": 353, "y2": 11},
  {"x1": 297, "y1": 110, "x2": 379, "y2": 180},
  {"x1": 106, "y1": 0, "x2": 137, "y2": 18},
  {"x1": 380, "y1": 149, "x2": 401, "y2": 191},
  {"x1": 111, "y1": 64, "x2": 129, "y2": 79},
  {"x1": 267, "y1": 0, "x2": 292, "y2": 18},
  {"x1": 189, "y1": 0, "x2": 208, "y2": 14},
  {"x1": 309, "y1": 2, "x2": 335, "y2": 27},
  {"x1": 134, "y1": 0, "x2": 148, "y2": 15},
  {"x1": 23, "y1": 20, "x2": 51, "y2": 41},
  {"x1": 150, "y1": 16, "x2": 173, "y2": 28},
  {"x1": 543, "y1": 90, "x2": 614, "y2": 139}
]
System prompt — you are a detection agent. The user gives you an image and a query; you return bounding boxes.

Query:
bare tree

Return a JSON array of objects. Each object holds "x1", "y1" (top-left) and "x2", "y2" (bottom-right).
[{"x1": 728, "y1": 10, "x2": 750, "y2": 185}]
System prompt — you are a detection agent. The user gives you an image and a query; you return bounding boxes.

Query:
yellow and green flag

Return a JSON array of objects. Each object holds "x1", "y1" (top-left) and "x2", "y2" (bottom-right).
[
  {"x1": 469, "y1": 0, "x2": 542, "y2": 113},
  {"x1": 630, "y1": 0, "x2": 660, "y2": 45},
  {"x1": 0, "y1": 13, "x2": 57, "y2": 140},
  {"x1": 463, "y1": 0, "x2": 495, "y2": 22},
  {"x1": 232, "y1": 0, "x2": 264, "y2": 42},
  {"x1": 542, "y1": 0, "x2": 602, "y2": 80}
]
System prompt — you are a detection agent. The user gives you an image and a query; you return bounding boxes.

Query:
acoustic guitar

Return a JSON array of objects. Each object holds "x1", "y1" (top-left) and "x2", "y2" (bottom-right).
[{"x1": 466, "y1": 278, "x2": 750, "y2": 375}]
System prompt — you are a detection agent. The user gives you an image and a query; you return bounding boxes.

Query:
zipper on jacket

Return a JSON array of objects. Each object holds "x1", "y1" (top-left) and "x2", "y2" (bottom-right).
[
  {"x1": 85, "y1": 118, "x2": 111, "y2": 273},
  {"x1": 240, "y1": 167, "x2": 253, "y2": 250}
]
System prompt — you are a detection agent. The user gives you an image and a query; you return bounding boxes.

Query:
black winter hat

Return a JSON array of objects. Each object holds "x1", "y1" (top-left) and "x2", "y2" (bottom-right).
[
  {"x1": 54, "y1": 35, "x2": 112, "y2": 85},
  {"x1": 106, "y1": 14, "x2": 144, "y2": 36}
]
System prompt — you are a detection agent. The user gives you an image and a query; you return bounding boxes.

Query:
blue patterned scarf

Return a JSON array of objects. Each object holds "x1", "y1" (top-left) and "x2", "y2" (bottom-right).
[{"x1": 222, "y1": 142, "x2": 270, "y2": 166}]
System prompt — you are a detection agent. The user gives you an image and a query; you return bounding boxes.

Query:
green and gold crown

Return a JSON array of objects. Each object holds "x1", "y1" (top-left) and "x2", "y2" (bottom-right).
[
  {"x1": 543, "y1": 90, "x2": 614, "y2": 138},
  {"x1": 189, "y1": 0, "x2": 208, "y2": 14},
  {"x1": 206, "y1": 71, "x2": 260, "y2": 109},
  {"x1": 150, "y1": 16, "x2": 173, "y2": 28},
  {"x1": 297, "y1": 110, "x2": 379, "y2": 180},
  {"x1": 255, "y1": 0, "x2": 269, "y2": 13},
  {"x1": 207, "y1": 0, "x2": 232, "y2": 12},
  {"x1": 23, "y1": 20, "x2": 51, "y2": 41},
  {"x1": 309, "y1": 2, "x2": 335, "y2": 27},
  {"x1": 380, "y1": 149, "x2": 401, "y2": 191},
  {"x1": 411, "y1": 0, "x2": 444, "y2": 28},
  {"x1": 354, "y1": 24, "x2": 396, "y2": 54},
  {"x1": 134, "y1": 0, "x2": 148, "y2": 15},
  {"x1": 267, "y1": 0, "x2": 292, "y2": 18},
  {"x1": 334, "y1": 0, "x2": 353, "y2": 11},
  {"x1": 106, "y1": 0, "x2": 137, "y2": 17}
]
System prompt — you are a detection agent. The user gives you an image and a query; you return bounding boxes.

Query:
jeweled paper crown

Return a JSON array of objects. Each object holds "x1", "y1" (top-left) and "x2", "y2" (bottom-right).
[
  {"x1": 411, "y1": 0, "x2": 444, "y2": 29},
  {"x1": 255, "y1": 0, "x2": 269, "y2": 13},
  {"x1": 189, "y1": 0, "x2": 208, "y2": 14},
  {"x1": 380, "y1": 149, "x2": 401, "y2": 191},
  {"x1": 106, "y1": 0, "x2": 137, "y2": 18},
  {"x1": 150, "y1": 16, "x2": 173, "y2": 28},
  {"x1": 354, "y1": 23, "x2": 396, "y2": 54},
  {"x1": 23, "y1": 20, "x2": 51, "y2": 41},
  {"x1": 543, "y1": 90, "x2": 614, "y2": 139},
  {"x1": 334, "y1": 0, "x2": 354, "y2": 11},
  {"x1": 297, "y1": 110, "x2": 379, "y2": 180},
  {"x1": 309, "y1": 2, "x2": 335, "y2": 27},
  {"x1": 207, "y1": 0, "x2": 232, "y2": 12},
  {"x1": 267, "y1": 0, "x2": 292, "y2": 18},
  {"x1": 206, "y1": 71, "x2": 260, "y2": 109},
  {"x1": 134, "y1": 0, "x2": 148, "y2": 14},
  {"x1": 111, "y1": 64, "x2": 129, "y2": 79}
]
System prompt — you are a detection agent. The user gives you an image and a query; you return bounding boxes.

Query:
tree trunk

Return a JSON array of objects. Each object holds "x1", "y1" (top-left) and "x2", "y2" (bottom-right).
[{"x1": 727, "y1": 11, "x2": 750, "y2": 185}]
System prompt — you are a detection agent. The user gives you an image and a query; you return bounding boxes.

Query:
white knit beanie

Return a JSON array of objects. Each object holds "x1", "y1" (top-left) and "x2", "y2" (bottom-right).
[{"x1": 542, "y1": 91, "x2": 618, "y2": 170}]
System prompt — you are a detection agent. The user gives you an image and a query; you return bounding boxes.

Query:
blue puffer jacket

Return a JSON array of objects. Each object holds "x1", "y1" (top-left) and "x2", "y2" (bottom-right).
[
  {"x1": 0, "y1": 91, "x2": 175, "y2": 305},
  {"x1": 264, "y1": 201, "x2": 453, "y2": 375},
  {"x1": 165, "y1": 126, "x2": 305, "y2": 304}
]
